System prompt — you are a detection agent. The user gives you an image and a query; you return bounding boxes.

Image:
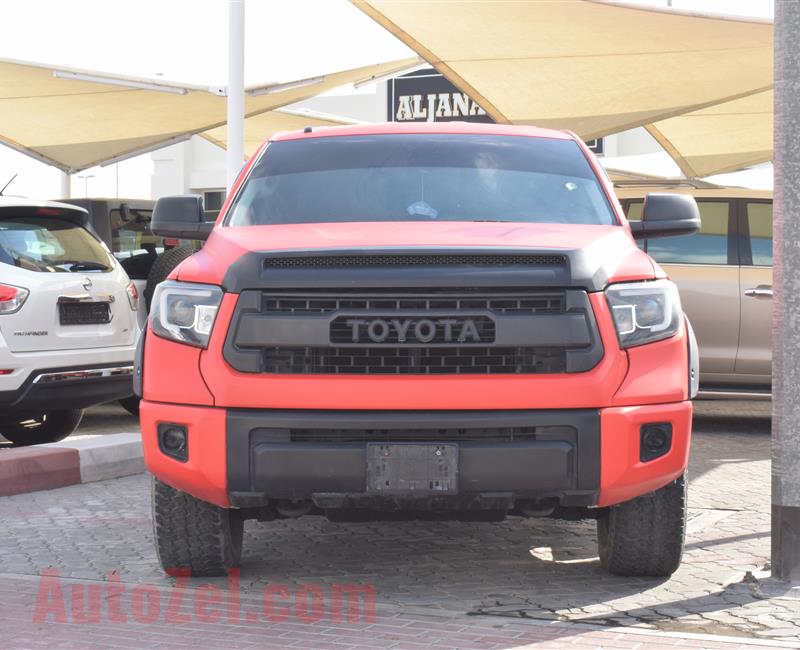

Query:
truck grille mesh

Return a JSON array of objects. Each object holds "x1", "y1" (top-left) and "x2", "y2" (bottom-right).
[
  {"x1": 284, "y1": 426, "x2": 542, "y2": 443},
  {"x1": 262, "y1": 254, "x2": 566, "y2": 269},
  {"x1": 263, "y1": 292, "x2": 565, "y2": 315},
  {"x1": 262, "y1": 345, "x2": 566, "y2": 375}
]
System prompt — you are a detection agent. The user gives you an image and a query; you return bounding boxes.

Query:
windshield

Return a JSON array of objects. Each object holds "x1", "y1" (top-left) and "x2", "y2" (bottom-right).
[
  {"x1": 0, "y1": 216, "x2": 114, "y2": 273},
  {"x1": 227, "y1": 134, "x2": 616, "y2": 227}
]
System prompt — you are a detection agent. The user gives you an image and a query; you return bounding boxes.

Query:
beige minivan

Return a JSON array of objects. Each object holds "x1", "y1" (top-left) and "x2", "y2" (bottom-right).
[{"x1": 615, "y1": 183, "x2": 772, "y2": 397}]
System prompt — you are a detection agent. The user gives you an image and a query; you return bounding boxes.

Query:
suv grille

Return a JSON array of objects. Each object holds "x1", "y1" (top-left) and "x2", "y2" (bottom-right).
[
  {"x1": 263, "y1": 254, "x2": 566, "y2": 269},
  {"x1": 262, "y1": 345, "x2": 566, "y2": 375}
]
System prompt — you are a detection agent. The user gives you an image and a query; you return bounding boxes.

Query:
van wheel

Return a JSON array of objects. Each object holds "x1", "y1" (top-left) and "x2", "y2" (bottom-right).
[
  {"x1": 152, "y1": 477, "x2": 243, "y2": 577},
  {"x1": 0, "y1": 409, "x2": 84, "y2": 446},
  {"x1": 143, "y1": 246, "x2": 194, "y2": 311},
  {"x1": 597, "y1": 473, "x2": 687, "y2": 577},
  {"x1": 118, "y1": 396, "x2": 140, "y2": 417}
]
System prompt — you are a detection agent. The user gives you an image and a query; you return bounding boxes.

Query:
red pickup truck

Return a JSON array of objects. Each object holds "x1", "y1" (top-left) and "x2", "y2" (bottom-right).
[{"x1": 137, "y1": 122, "x2": 699, "y2": 577}]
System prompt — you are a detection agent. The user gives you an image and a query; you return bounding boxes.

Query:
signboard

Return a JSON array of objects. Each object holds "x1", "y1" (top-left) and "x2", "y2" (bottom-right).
[
  {"x1": 387, "y1": 68, "x2": 604, "y2": 155},
  {"x1": 387, "y1": 68, "x2": 493, "y2": 124}
]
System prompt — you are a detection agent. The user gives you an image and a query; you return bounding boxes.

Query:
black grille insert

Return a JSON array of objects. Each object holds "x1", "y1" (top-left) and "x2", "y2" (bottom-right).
[
  {"x1": 263, "y1": 254, "x2": 566, "y2": 269},
  {"x1": 262, "y1": 346, "x2": 566, "y2": 375},
  {"x1": 263, "y1": 292, "x2": 565, "y2": 315},
  {"x1": 286, "y1": 427, "x2": 541, "y2": 443}
]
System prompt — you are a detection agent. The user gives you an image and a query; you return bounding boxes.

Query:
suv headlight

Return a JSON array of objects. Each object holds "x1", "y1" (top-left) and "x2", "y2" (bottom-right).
[
  {"x1": 605, "y1": 279, "x2": 682, "y2": 348},
  {"x1": 150, "y1": 280, "x2": 223, "y2": 348}
]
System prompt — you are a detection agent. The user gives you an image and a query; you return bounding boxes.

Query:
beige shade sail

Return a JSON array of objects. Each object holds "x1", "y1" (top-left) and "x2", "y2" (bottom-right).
[
  {"x1": 0, "y1": 56, "x2": 420, "y2": 173},
  {"x1": 645, "y1": 90, "x2": 773, "y2": 178},
  {"x1": 353, "y1": 0, "x2": 772, "y2": 175},
  {"x1": 201, "y1": 109, "x2": 359, "y2": 159}
]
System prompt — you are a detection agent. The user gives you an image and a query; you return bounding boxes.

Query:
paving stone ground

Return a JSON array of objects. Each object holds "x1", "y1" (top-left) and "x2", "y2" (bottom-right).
[{"x1": 1, "y1": 400, "x2": 798, "y2": 649}]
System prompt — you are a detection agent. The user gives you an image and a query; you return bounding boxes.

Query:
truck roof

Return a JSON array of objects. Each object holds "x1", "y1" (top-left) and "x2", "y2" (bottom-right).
[{"x1": 271, "y1": 121, "x2": 574, "y2": 142}]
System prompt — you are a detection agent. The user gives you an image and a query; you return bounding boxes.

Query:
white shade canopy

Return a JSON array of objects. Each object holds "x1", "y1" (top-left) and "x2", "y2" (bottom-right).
[
  {"x1": 0, "y1": 56, "x2": 420, "y2": 173},
  {"x1": 353, "y1": 0, "x2": 772, "y2": 177}
]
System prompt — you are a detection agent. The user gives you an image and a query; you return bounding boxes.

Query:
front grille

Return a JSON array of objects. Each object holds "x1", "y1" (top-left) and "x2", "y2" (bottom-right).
[
  {"x1": 263, "y1": 253, "x2": 566, "y2": 269},
  {"x1": 263, "y1": 346, "x2": 566, "y2": 375},
  {"x1": 263, "y1": 292, "x2": 565, "y2": 315},
  {"x1": 225, "y1": 287, "x2": 601, "y2": 375}
]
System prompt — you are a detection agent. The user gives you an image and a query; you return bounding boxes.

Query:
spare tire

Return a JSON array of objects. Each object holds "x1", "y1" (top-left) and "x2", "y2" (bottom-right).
[{"x1": 143, "y1": 246, "x2": 194, "y2": 311}]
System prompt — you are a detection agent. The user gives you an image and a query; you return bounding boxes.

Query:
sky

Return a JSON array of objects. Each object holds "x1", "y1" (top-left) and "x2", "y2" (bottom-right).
[{"x1": 0, "y1": 0, "x2": 775, "y2": 199}]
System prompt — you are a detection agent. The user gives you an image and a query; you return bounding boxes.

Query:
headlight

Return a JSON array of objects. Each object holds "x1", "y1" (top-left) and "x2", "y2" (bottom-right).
[
  {"x1": 605, "y1": 279, "x2": 682, "y2": 348},
  {"x1": 150, "y1": 280, "x2": 223, "y2": 348}
]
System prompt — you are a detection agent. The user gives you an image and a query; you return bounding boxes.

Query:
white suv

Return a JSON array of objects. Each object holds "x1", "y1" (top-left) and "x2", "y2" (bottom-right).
[{"x1": 0, "y1": 198, "x2": 140, "y2": 445}]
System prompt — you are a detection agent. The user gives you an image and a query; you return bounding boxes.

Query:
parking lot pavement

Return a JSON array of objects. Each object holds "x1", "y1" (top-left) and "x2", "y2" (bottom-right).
[{"x1": 2, "y1": 400, "x2": 799, "y2": 649}]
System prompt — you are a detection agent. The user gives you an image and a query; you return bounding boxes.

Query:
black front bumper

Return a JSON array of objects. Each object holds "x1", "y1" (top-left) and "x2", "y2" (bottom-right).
[
  {"x1": 226, "y1": 409, "x2": 600, "y2": 510},
  {"x1": 0, "y1": 363, "x2": 134, "y2": 415}
]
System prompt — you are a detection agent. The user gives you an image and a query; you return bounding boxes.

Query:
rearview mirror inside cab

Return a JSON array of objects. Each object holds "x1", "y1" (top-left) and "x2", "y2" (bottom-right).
[
  {"x1": 629, "y1": 193, "x2": 701, "y2": 240},
  {"x1": 151, "y1": 195, "x2": 214, "y2": 240}
]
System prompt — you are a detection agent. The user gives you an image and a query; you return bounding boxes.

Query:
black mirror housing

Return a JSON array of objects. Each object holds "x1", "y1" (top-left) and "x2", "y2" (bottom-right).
[
  {"x1": 630, "y1": 193, "x2": 701, "y2": 240},
  {"x1": 151, "y1": 195, "x2": 214, "y2": 240}
]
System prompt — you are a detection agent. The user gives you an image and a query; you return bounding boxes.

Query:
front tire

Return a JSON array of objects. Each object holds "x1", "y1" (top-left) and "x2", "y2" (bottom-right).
[
  {"x1": 0, "y1": 409, "x2": 84, "y2": 445},
  {"x1": 597, "y1": 473, "x2": 687, "y2": 577},
  {"x1": 152, "y1": 477, "x2": 243, "y2": 576}
]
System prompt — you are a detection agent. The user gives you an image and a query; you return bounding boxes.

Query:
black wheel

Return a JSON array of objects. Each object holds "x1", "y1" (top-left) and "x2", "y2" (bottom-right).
[
  {"x1": 118, "y1": 396, "x2": 140, "y2": 417},
  {"x1": 151, "y1": 477, "x2": 243, "y2": 577},
  {"x1": 143, "y1": 246, "x2": 194, "y2": 311},
  {"x1": 597, "y1": 473, "x2": 687, "y2": 577},
  {"x1": 0, "y1": 409, "x2": 84, "y2": 446}
]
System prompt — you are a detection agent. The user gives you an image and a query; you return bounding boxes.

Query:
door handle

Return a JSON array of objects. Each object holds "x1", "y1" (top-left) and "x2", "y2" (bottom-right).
[{"x1": 744, "y1": 285, "x2": 772, "y2": 299}]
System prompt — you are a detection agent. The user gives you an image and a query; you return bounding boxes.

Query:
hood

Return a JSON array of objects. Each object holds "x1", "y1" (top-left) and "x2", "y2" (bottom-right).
[{"x1": 176, "y1": 221, "x2": 657, "y2": 292}]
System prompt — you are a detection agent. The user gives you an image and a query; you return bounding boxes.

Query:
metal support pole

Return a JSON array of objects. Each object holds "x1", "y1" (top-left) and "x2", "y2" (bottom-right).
[
  {"x1": 60, "y1": 171, "x2": 70, "y2": 199},
  {"x1": 772, "y1": 0, "x2": 800, "y2": 583},
  {"x1": 227, "y1": 0, "x2": 245, "y2": 194}
]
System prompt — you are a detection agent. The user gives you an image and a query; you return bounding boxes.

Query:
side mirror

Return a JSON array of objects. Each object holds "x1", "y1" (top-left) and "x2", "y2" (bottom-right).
[
  {"x1": 119, "y1": 203, "x2": 131, "y2": 222},
  {"x1": 151, "y1": 195, "x2": 214, "y2": 240},
  {"x1": 629, "y1": 193, "x2": 701, "y2": 240}
]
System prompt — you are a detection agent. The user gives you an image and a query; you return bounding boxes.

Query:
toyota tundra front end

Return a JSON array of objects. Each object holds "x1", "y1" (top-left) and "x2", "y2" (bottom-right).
[{"x1": 138, "y1": 123, "x2": 700, "y2": 577}]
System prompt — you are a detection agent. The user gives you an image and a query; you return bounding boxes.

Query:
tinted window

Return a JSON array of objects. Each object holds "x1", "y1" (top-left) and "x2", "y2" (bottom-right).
[
  {"x1": 110, "y1": 208, "x2": 161, "y2": 257},
  {"x1": 0, "y1": 216, "x2": 113, "y2": 272},
  {"x1": 746, "y1": 202, "x2": 772, "y2": 266},
  {"x1": 625, "y1": 201, "x2": 644, "y2": 222},
  {"x1": 227, "y1": 134, "x2": 616, "y2": 226},
  {"x1": 646, "y1": 201, "x2": 730, "y2": 265}
]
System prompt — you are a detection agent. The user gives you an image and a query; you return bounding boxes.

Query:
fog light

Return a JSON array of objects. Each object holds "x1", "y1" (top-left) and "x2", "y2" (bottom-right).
[
  {"x1": 640, "y1": 423, "x2": 672, "y2": 462},
  {"x1": 158, "y1": 423, "x2": 188, "y2": 462}
]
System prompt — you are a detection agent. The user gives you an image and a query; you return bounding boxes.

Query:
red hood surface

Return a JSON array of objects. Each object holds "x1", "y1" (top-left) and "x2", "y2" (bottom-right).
[{"x1": 176, "y1": 221, "x2": 657, "y2": 289}]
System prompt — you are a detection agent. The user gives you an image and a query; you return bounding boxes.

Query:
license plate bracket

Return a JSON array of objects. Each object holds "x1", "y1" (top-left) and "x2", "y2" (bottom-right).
[
  {"x1": 58, "y1": 302, "x2": 111, "y2": 326},
  {"x1": 366, "y1": 443, "x2": 458, "y2": 495}
]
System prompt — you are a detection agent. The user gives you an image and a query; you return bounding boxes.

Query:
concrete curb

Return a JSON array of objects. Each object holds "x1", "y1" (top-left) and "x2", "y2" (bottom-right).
[{"x1": 0, "y1": 433, "x2": 143, "y2": 496}]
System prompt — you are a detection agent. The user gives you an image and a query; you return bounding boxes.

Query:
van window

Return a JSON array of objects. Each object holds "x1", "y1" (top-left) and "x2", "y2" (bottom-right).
[
  {"x1": 746, "y1": 202, "x2": 772, "y2": 266},
  {"x1": 646, "y1": 201, "x2": 730, "y2": 265}
]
